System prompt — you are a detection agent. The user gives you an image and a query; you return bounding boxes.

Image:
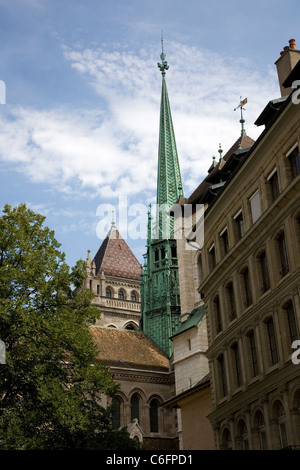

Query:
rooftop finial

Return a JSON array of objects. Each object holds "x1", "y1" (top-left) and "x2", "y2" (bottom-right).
[
  {"x1": 158, "y1": 31, "x2": 169, "y2": 76},
  {"x1": 111, "y1": 210, "x2": 115, "y2": 227},
  {"x1": 218, "y1": 143, "x2": 223, "y2": 161},
  {"x1": 234, "y1": 97, "x2": 247, "y2": 136}
]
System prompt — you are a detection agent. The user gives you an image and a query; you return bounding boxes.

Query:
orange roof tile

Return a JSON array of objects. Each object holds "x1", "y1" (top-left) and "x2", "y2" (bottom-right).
[
  {"x1": 93, "y1": 226, "x2": 141, "y2": 281},
  {"x1": 90, "y1": 327, "x2": 170, "y2": 372}
]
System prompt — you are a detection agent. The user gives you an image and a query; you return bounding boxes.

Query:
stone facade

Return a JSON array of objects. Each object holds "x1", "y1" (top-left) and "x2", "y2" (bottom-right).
[{"x1": 196, "y1": 42, "x2": 300, "y2": 449}]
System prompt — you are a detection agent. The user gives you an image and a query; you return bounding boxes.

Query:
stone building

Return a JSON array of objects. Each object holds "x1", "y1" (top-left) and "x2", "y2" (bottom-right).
[
  {"x1": 85, "y1": 222, "x2": 141, "y2": 331},
  {"x1": 187, "y1": 39, "x2": 300, "y2": 449},
  {"x1": 84, "y1": 223, "x2": 179, "y2": 449}
]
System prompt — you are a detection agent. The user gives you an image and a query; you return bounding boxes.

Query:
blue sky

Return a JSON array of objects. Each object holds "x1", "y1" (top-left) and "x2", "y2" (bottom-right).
[{"x1": 0, "y1": 0, "x2": 299, "y2": 268}]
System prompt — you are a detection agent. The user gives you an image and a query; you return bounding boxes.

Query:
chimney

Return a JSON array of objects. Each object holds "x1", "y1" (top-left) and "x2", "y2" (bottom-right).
[{"x1": 275, "y1": 39, "x2": 300, "y2": 97}]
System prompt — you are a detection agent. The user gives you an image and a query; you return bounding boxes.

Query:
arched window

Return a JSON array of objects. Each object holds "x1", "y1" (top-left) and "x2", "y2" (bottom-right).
[
  {"x1": 150, "y1": 399, "x2": 160, "y2": 433},
  {"x1": 131, "y1": 291, "x2": 137, "y2": 302},
  {"x1": 112, "y1": 396, "x2": 121, "y2": 430},
  {"x1": 213, "y1": 296, "x2": 222, "y2": 334},
  {"x1": 125, "y1": 323, "x2": 137, "y2": 331},
  {"x1": 131, "y1": 394, "x2": 140, "y2": 422},
  {"x1": 221, "y1": 428, "x2": 232, "y2": 450},
  {"x1": 118, "y1": 289, "x2": 125, "y2": 300},
  {"x1": 273, "y1": 401, "x2": 288, "y2": 449},
  {"x1": 255, "y1": 411, "x2": 267, "y2": 450},
  {"x1": 237, "y1": 419, "x2": 249, "y2": 450},
  {"x1": 105, "y1": 287, "x2": 112, "y2": 298}
]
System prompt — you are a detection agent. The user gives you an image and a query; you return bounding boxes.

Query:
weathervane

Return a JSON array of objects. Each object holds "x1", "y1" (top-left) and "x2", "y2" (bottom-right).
[
  {"x1": 234, "y1": 96, "x2": 247, "y2": 136},
  {"x1": 157, "y1": 31, "x2": 169, "y2": 76}
]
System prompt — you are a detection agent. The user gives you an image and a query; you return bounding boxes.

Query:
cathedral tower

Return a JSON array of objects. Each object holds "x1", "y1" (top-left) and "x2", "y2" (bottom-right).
[{"x1": 140, "y1": 39, "x2": 183, "y2": 358}]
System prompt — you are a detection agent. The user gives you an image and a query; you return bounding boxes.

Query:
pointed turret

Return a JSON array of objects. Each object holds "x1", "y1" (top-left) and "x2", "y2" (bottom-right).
[{"x1": 140, "y1": 38, "x2": 182, "y2": 358}]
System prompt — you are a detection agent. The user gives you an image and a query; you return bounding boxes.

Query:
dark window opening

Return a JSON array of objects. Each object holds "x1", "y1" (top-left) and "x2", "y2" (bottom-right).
[
  {"x1": 150, "y1": 399, "x2": 159, "y2": 433},
  {"x1": 277, "y1": 232, "x2": 289, "y2": 277},
  {"x1": 266, "y1": 317, "x2": 278, "y2": 365}
]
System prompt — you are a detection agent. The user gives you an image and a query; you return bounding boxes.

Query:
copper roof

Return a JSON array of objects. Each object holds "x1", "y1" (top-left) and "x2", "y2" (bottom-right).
[
  {"x1": 93, "y1": 226, "x2": 141, "y2": 281},
  {"x1": 90, "y1": 327, "x2": 170, "y2": 372}
]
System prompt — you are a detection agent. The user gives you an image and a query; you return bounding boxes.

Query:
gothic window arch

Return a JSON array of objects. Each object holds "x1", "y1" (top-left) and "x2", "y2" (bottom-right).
[
  {"x1": 118, "y1": 289, "x2": 125, "y2": 300},
  {"x1": 105, "y1": 287, "x2": 112, "y2": 298},
  {"x1": 131, "y1": 393, "x2": 141, "y2": 423},
  {"x1": 112, "y1": 396, "x2": 122, "y2": 430},
  {"x1": 124, "y1": 322, "x2": 138, "y2": 331},
  {"x1": 149, "y1": 398, "x2": 160, "y2": 433},
  {"x1": 131, "y1": 291, "x2": 137, "y2": 302}
]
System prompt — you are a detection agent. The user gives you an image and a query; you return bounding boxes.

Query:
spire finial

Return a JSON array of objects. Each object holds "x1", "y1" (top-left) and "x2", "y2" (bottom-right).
[
  {"x1": 158, "y1": 31, "x2": 169, "y2": 76},
  {"x1": 111, "y1": 210, "x2": 115, "y2": 227},
  {"x1": 234, "y1": 97, "x2": 247, "y2": 136},
  {"x1": 218, "y1": 143, "x2": 223, "y2": 161}
]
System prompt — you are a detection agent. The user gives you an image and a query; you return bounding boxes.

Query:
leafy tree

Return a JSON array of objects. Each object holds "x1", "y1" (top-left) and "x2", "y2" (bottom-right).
[{"x1": 0, "y1": 203, "x2": 139, "y2": 450}]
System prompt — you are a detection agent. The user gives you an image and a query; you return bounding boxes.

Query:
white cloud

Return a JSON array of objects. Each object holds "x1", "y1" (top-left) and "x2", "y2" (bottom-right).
[{"x1": 0, "y1": 41, "x2": 280, "y2": 201}]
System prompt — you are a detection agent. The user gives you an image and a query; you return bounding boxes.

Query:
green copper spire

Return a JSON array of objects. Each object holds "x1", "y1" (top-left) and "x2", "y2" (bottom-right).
[
  {"x1": 140, "y1": 38, "x2": 182, "y2": 358},
  {"x1": 156, "y1": 37, "x2": 183, "y2": 211}
]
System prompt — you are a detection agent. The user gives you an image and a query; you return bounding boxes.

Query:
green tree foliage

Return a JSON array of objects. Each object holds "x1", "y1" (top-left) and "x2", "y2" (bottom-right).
[{"x1": 0, "y1": 204, "x2": 139, "y2": 450}]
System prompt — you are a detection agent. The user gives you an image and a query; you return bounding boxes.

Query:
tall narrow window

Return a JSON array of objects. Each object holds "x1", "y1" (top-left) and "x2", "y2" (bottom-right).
[
  {"x1": 285, "y1": 301, "x2": 298, "y2": 343},
  {"x1": 221, "y1": 428, "x2": 232, "y2": 450},
  {"x1": 197, "y1": 254, "x2": 203, "y2": 285},
  {"x1": 218, "y1": 354, "x2": 227, "y2": 397},
  {"x1": 259, "y1": 251, "x2": 270, "y2": 293},
  {"x1": 226, "y1": 282, "x2": 236, "y2": 321},
  {"x1": 288, "y1": 144, "x2": 300, "y2": 179},
  {"x1": 266, "y1": 317, "x2": 278, "y2": 366},
  {"x1": 105, "y1": 287, "x2": 112, "y2": 298},
  {"x1": 238, "y1": 420, "x2": 249, "y2": 450},
  {"x1": 149, "y1": 399, "x2": 159, "y2": 433},
  {"x1": 277, "y1": 232, "x2": 289, "y2": 277},
  {"x1": 256, "y1": 411, "x2": 267, "y2": 450},
  {"x1": 118, "y1": 289, "x2": 125, "y2": 300},
  {"x1": 231, "y1": 342, "x2": 242, "y2": 388},
  {"x1": 220, "y1": 228, "x2": 229, "y2": 255},
  {"x1": 268, "y1": 170, "x2": 280, "y2": 202},
  {"x1": 234, "y1": 210, "x2": 245, "y2": 240},
  {"x1": 209, "y1": 244, "x2": 216, "y2": 270},
  {"x1": 214, "y1": 296, "x2": 222, "y2": 334},
  {"x1": 131, "y1": 394, "x2": 140, "y2": 422},
  {"x1": 248, "y1": 330, "x2": 259, "y2": 377},
  {"x1": 131, "y1": 291, "x2": 137, "y2": 302},
  {"x1": 274, "y1": 402, "x2": 288, "y2": 449},
  {"x1": 242, "y1": 267, "x2": 252, "y2": 307},
  {"x1": 112, "y1": 397, "x2": 121, "y2": 430},
  {"x1": 250, "y1": 190, "x2": 261, "y2": 223}
]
